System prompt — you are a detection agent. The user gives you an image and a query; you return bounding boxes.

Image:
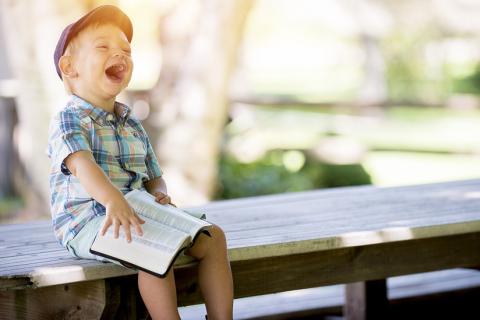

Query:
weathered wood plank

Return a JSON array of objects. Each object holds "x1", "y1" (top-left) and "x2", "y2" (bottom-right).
[
  {"x1": 174, "y1": 232, "x2": 480, "y2": 306},
  {"x1": 3, "y1": 213, "x2": 480, "y2": 263},
  {"x1": 4, "y1": 181, "x2": 480, "y2": 242},
  {"x1": 4, "y1": 225, "x2": 479, "y2": 289},
  {"x1": 187, "y1": 179, "x2": 479, "y2": 213},
  {"x1": 0, "y1": 256, "x2": 198, "y2": 289},
  {"x1": 1, "y1": 256, "x2": 93, "y2": 272},
  {"x1": 2, "y1": 179, "x2": 480, "y2": 292},
  {"x1": 2, "y1": 179, "x2": 479, "y2": 233},
  {"x1": 0, "y1": 279, "x2": 109, "y2": 320}
]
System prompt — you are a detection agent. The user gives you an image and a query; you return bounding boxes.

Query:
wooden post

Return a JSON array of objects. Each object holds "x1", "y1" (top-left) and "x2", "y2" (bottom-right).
[
  {"x1": 344, "y1": 279, "x2": 388, "y2": 320},
  {"x1": 100, "y1": 279, "x2": 121, "y2": 320},
  {"x1": 105, "y1": 275, "x2": 149, "y2": 320},
  {"x1": 0, "y1": 277, "x2": 148, "y2": 320},
  {"x1": 0, "y1": 280, "x2": 110, "y2": 319}
]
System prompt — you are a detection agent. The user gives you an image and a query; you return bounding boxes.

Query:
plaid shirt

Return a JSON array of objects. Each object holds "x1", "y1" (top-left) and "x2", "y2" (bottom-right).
[{"x1": 47, "y1": 95, "x2": 163, "y2": 246}]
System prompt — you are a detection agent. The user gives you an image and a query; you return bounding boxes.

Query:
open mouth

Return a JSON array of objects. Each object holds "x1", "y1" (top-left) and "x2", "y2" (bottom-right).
[{"x1": 105, "y1": 63, "x2": 127, "y2": 82}]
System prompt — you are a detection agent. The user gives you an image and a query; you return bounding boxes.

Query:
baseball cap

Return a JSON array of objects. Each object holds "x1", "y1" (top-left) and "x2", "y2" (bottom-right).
[{"x1": 53, "y1": 5, "x2": 133, "y2": 79}]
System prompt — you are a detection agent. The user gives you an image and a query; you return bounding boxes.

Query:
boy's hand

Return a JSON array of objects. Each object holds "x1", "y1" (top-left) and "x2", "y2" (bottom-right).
[
  {"x1": 101, "y1": 197, "x2": 145, "y2": 242},
  {"x1": 153, "y1": 191, "x2": 176, "y2": 207}
]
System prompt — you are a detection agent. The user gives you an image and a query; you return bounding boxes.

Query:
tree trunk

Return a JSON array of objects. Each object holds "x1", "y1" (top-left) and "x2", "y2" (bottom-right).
[
  {"x1": 0, "y1": 1, "x2": 86, "y2": 217},
  {"x1": 0, "y1": 9, "x2": 18, "y2": 198},
  {"x1": 0, "y1": 98, "x2": 17, "y2": 198},
  {"x1": 358, "y1": 33, "x2": 387, "y2": 106},
  {"x1": 149, "y1": 0, "x2": 255, "y2": 205},
  {"x1": 348, "y1": 0, "x2": 388, "y2": 106}
]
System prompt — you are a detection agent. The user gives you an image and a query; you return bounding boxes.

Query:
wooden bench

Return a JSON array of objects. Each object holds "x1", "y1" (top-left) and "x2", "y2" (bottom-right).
[
  {"x1": 180, "y1": 268, "x2": 480, "y2": 319},
  {"x1": 2, "y1": 179, "x2": 480, "y2": 319}
]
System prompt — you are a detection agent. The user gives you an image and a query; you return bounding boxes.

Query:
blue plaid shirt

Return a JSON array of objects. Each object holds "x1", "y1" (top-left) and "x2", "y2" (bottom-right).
[{"x1": 47, "y1": 95, "x2": 163, "y2": 246}]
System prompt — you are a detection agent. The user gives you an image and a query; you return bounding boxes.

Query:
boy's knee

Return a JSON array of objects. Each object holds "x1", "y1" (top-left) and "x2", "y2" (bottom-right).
[
  {"x1": 186, "y1": 224, "x2": 227, "y2": 259},
  {"x1": 209, "y1": 224, "x2": 226, "y2": 243},
  {"x1": 207, "y1": 224, "x2": 228, "y2": 252}
]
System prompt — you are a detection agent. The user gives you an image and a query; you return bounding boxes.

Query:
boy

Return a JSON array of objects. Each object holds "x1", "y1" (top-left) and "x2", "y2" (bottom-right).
[{"x1": 47, "y1": 5, "x2": 233, "y2": 319}]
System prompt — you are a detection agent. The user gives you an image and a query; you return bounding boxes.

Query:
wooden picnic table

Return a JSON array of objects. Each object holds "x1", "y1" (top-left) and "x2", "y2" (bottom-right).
[{"x1": 1, "y1": 179, "x2": 480, "y2": 319}]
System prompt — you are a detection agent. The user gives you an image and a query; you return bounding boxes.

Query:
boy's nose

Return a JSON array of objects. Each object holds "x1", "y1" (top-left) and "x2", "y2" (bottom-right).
[{"x1": 112, "y1": 48, "x2": 128, "y2": 57}]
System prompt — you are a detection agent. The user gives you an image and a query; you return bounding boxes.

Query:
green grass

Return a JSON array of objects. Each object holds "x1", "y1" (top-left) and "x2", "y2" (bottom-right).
[{"x1": 0, "y1": 197, "x2": 24, "y2": 221}]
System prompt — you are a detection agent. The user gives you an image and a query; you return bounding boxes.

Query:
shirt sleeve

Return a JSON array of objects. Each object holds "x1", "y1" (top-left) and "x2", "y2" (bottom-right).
[
  {"x1": 135, "y1": 122, "x2": 163, "y2": 180},
  {"x1": 47, "y1": 110, "x2": 92, "y2": 175},
  {"x1": 144, "y1": 133, "x2": 163, "y2": 180}
]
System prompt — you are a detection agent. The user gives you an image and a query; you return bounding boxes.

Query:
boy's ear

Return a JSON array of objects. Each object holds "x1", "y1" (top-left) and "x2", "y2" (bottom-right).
[{"x1": 58, "y1": 55, "x2": 77, "y2": 78}]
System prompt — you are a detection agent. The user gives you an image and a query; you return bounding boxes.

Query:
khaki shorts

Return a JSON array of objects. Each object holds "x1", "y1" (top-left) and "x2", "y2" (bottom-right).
[{"x1": 65, "y1": 215, "x2": 121, "y2": 266}]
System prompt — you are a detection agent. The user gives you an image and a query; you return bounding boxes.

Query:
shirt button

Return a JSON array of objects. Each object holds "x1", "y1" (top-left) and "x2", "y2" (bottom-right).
[{"x1": 106, "y1": 114, "x2": 114, "y2": 122}]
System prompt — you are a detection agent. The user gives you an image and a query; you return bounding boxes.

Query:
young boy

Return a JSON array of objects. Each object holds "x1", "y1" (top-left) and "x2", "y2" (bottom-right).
[{"x1": 47, "y1": 5, "x2": 233, "y2": 319}]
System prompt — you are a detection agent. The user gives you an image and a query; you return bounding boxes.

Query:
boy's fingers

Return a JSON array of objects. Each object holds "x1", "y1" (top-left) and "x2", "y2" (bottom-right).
[
  {"x1": 157, "y1": 195, "x2": 171, "y2": 204},
  {"x1": 154, "y1": 191, "x2": 166, "y2": 197},
  {"x1": 154, "y1": 193, "x2": 171, "y2": 204},
  {"x1": 133, "y1": 211, "x2": 144, "y2": 222},
  {"x1": 135, "y1": 214, "x2": 145, "y2": 225},
  {"x1": 123, "y1": 223, "x2": 132, "y2": 243},
  {"x1": 114, "y1": 221, "x2": 120, "y2": 239},
  {"x1": 131, "y1": 215, "x2": 144, "y2": 236},
  {"x1": 155, "y1": 194, "x2": 165, "y2": 201},
  {"x1": 133, "y1": 222, "x2": 143, "y2": 237},
  {"x1": 100, "y1": 219, "x2": 111, "y2": 236}
]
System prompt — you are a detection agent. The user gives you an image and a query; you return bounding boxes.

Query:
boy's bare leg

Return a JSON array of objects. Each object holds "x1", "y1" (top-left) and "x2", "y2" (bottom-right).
[
  {"x1": 138, "y1": 270, "x2": 180, "y2": 320},
  {"x1": 186, "y1": 225, "x2": 234, "y2": 320}
]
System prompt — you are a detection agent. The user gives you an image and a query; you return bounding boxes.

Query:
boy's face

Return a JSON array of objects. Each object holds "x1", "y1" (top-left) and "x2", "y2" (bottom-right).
[{"x1": 68, "y1": 23, "x2": 133, "y2": 103}]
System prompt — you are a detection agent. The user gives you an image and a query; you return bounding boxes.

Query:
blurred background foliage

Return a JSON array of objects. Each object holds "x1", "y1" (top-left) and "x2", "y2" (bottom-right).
[
  {"x1": 216, "y1": 151, "x2": 372, "y2": 199},
  {"x1": 1, "y1": 0, "x2": 480, "y2": 222}
]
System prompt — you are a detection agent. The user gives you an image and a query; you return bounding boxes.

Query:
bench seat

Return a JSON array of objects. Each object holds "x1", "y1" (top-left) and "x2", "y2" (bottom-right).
[{"x1": 2, "y1": 179, "x2": 480, "y2": 319}]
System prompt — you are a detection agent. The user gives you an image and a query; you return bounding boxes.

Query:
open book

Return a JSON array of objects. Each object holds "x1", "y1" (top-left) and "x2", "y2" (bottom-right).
[{"x1": 90, "y1": 189, "x2": 212, "y2": 278}]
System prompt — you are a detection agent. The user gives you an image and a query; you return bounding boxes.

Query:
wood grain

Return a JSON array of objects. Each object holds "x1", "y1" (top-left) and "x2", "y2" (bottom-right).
[
  {"x1": 0, "y1": 280, "x2": 108, "y2": 320},
  {"x1": 1, "y1": 179, "x2": 480, "y2": 319},
  {"x1": 2, "y1": 179, "x2": 480, "y2": 289},
  {"x1": 174, "y1": 231, "x2": 480, "y2": 306}
]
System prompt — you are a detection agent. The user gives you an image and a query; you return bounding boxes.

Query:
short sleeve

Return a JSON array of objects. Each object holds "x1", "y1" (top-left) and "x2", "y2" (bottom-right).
[
  {"x1": 132, "y1": 121, "x2": 163, "y2": 180},
  {"x1": 144, "y1": 133, "x2": 163, "y2": 180},
  {"x1": 47, "y1": 110, "x2": 92, "y2": 175}
]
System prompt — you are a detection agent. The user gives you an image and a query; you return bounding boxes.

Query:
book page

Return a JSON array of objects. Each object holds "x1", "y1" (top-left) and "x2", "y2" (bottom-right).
[{"x1": 125, "y1": 189, "x2": 212, "y2": 238}]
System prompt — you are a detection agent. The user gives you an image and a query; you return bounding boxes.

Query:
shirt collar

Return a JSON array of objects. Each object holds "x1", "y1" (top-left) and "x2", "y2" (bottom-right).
[{"x1": 69, "y1": 94, "x2": 131, "y2": 126}]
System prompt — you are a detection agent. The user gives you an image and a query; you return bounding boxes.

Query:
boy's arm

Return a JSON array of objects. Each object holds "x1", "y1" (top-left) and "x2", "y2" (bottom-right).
[
  {"x1": 65, "y1": 150, "x2": 144, "y2": 242},
  {"x1": 144, "y1": 176, "x2": 176, "y2": 207}
]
